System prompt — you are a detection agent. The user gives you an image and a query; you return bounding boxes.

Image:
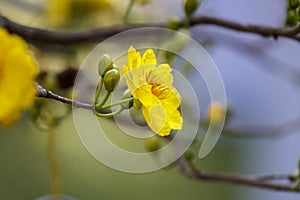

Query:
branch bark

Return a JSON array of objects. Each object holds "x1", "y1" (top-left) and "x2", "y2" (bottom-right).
[
  {"x1": 35, "y1": 84, "x2": 300, "y2": 193},
  {"x1": 1, "y1": 15, "x2": 300, "y2": 45},
  {"x1": 36, "y1": 84, "x2": 93, "y2": 110},
  {"x1": 178, "y1": 157, "x2": 300, "y2": 193}
]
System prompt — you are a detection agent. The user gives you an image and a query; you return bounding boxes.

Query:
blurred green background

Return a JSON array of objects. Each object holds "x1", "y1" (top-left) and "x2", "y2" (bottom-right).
[{"x1": 0, "y1": 116, "x2": 248, "y2": 200}]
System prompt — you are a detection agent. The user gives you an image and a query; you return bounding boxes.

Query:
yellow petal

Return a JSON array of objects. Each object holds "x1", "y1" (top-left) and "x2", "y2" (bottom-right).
[
  {"x1": 130, "y1": 67, "x2": 148, "y2": 89},
  {"x1": 123, "y1": 65, "x2": 136, "y2": 94},
  {"x1": 136, "y1": 84, "x2": 160, "y2": 107},
  {"x1": 142, "y1": 104, "x2": 169, "y2": 135},
  {"x1": 160, "y1": 87, "x2": 181, "y2": 113},
  {"x1": 168, "y1": 109, "x2": 183, "y2": 130},
  {"x1": 147, "y1": 64, "x2": 173, "y2": 87},
  {"x1": 122, "y1": 64, "x2": 128, "y2": 74},
  {"x1": 142, "y1": 49, "x2": 157, "y2": 65},
  {"x1": 128, "y1": 46, "x2": 141, "y2": 70},
  {"x1": 157, "y1": 123, "x2": 171, "y2": 136},
  {"x1": 142, "y1": 106, "x2": 151, "y2": 126}
]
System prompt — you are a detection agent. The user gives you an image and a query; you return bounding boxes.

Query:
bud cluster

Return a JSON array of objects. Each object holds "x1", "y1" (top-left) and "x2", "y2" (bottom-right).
[
  {"x1": 94, "y1": 54, "x2": 134, "y2": 117},
  {"x1": 286, "y1": 0, "x2": 300, "y2": 26},
  {"x1": 98, "y1": 54, "x2": 120, "y2": 92}
]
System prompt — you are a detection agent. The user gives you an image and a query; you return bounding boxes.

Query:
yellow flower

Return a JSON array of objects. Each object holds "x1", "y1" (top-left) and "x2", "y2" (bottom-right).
[
  {"x1": 123, "y1": 46, "x2": 182, "y2": 136},
  {"x1": 45, "y1": 0, "x2": 114, "y2": 27},
  {"x1": 207, "y1": 102, "x2": 224, "y2": 123},
  {"x1": 0, "y1": 28, "x2": 38, "y2": 126}
]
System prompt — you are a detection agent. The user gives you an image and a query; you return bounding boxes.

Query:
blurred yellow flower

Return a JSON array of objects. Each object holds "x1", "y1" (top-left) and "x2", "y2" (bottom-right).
[
  {"x1": 123, "y1": 46, "x2": 182, "y2": 136},
  {"x1": 0, "y1": 28, "x2": 38, "y2": 126},
  {"x1": 45, "y1": 0, "x2": 116, "y2": 27},
  {"x1": 207, "y1": 102, "x2": 224, "y2": 123}
]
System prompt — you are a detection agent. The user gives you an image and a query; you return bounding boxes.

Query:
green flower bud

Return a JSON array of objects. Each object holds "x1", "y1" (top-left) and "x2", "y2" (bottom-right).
[
  {"x1": 103, "y1": 69, "x2": 120, "y2": 92},
  {"x1": 288, "y1": 172, "x2": 299, "y2": 181},
  {"x1": 98, "y1": 54, "x2": 113, "y2": 77},
  {"x1": 289, "y1": 0, "x2": 299, "y2": 9},
  {"x1": 183, "y1": 0, "x2": 199, "y2": 17},
  {"x1": 166, "y1": 16, "x2": 181, "y2": 30},
  {"x1": 121, "y1": 89, "x2": 134, "y2": 109},
  {"x1": 146, "y1": 137, "x2": 160, "y2": 152},
  {"x1": 286, "y1": 9, "x2": 298, "y2": 26}
]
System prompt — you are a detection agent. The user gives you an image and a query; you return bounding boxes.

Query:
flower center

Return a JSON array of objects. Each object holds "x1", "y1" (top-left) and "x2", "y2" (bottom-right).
[{"x1": 151, "y1": 84, "x2": 167, "y2": 97}]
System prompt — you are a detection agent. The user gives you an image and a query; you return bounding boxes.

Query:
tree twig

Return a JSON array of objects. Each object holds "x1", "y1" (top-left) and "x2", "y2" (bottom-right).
[
  {"x1": 190, "y1": 16, "x2": 300, "y2": 41},
  {"x1": 36, "y1": 83, "x2": 300, "y2": 192},
  {"x1": 1, "y1": 15, "x2": 300, "y2": 45},
  {"x1": 36, "y1": 84, "x2": 93, "y2": 110},
  {"x1": 178, "y1": 157, "x2": 300, "y2": 193}
]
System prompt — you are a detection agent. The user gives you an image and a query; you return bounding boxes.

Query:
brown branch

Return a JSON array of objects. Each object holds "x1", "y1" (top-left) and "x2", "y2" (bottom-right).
[
  {"x1": 37, "y1": 81, "x2": 300, "y2": 139},
  {"x1": 190, "y1": 16, "x2": 300, "y2": 41},
  {"x1": 178, "y1": 157, "x2": 300, "y2": 193},
  {"x1": 36, "y1": 83, "x2": 300, "y2": 192},
  {"x1": 36, "y1": 84, "x2": 93, "y2": 110},
  {"x1": 0, "y1": 15, "x2": 164, "y2": 44},
  {"x1": 1, "y1": 15, "x2": 300, "y2": 45}
]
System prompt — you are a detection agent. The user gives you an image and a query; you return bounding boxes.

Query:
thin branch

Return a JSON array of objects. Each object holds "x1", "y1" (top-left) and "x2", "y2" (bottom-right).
[
  {"x1": 36, "y1": 84, "x2": 300, "y2": 192},
  {"x1": 37, "y1": 82, "x2": 300, "y2": 139},
  {"x1": 178, "y1": 157, "x2": 300, "y2": 193},
  {"x1": 36, "y1": 84, "x2": 93, "y2": 110},
  {"x1": 190, "y1": 16, "x2": 300, "y2": 41},
  {"x1": 0, "y1": 15, "x2": 164, "y2": 44},
  {"x1": 1, "y1": 15, "x2": 300, "y2": 45}
]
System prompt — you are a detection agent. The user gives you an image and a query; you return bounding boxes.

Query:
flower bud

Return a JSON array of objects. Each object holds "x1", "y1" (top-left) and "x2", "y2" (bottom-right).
[
  {"x1": 103, "y1": 69, "x2": 120, "y2": 92},
  {"x1": 146, "y1": 137, "x2": 160, "y2": 152},
  {"x1": 289, "y1": 0, "x2": 299, "y2": 9},
  {"x1": 166, "y1": 16, "x2": 181, "y2": 30},
  {"x1": 121, "y1": 89, "x2": 134, "y2": 109},
  {"x1": 286, "y1": 9, "x2": 298, "y2": 26},
  {"x1": 207, "y1": 102, "x2": 225, "y2": 123},
  {"x1": 98, "y1": 54, "x2": 113, "y2": 77},
  {"x1": 183, "y1": 0, "x2": 199, "y2": 17}
]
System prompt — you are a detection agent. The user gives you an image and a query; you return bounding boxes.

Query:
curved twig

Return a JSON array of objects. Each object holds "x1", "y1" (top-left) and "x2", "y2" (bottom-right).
[
  {"x1": 1, "y1": 15, "x2": 300, "y2": 45},
  {"x1": 178, "y1": 157, "x2": 300, "y2": 193},
  {"x1": 36, "y1": 83, "x2": 300, "y2": 193},
  {"x1": 36, "y1": 84, "x2": 93, "y2": 109}
]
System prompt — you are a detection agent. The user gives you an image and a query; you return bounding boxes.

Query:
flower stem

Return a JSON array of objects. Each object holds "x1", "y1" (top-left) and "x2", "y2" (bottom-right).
[
  {"x1": 47, "y1": 128, "x2": 63, "y2": 199},
  {"x1": 124, "y1": 0, "x2": 135, "y2": 23},
  {"x1": 184, "y1": 17, "x2": 191, "y2": 28},
  {"x1": 101, "y1": 97, "x2": 134, "y2": 110},
  {"x1": 95, "y1": 107, "x2": 124, "y2": 118},
  {"x1": 94, "y1": 78, "x2": 104, "y2": 105},
  {"x1": 95, "y1": 91, "x2": 111, "y2": 110}
]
